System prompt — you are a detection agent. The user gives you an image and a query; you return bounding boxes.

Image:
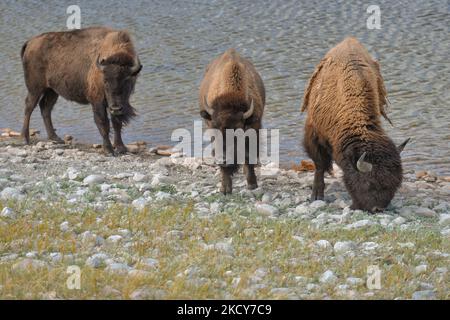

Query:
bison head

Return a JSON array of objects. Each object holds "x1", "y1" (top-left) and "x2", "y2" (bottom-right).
[
  {"x1": 96, "y1": 54, "x2": 142, "y2": 117},
  {"x1": 344, "y1": 138, "x2": 410, "y2": 213},
  {"x1": 200, "y1": 96, "x2": 255, "y2": 131}
]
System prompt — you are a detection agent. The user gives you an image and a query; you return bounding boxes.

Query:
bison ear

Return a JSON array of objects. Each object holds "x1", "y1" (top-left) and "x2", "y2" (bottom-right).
[
  {"x1": 96, "y1": 56, "x2": 107, "y2": 71},
  {"x1": 244, "y1": 115, "x2": 258, "y2": 125},
  {"x1": 200, "y1": 110, "x2": 211, "y2": 120}
]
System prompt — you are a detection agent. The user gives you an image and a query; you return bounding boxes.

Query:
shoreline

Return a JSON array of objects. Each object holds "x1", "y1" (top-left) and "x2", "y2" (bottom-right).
[{"x1": 0, "y1": 138, "x2": 449, "y2": 299}]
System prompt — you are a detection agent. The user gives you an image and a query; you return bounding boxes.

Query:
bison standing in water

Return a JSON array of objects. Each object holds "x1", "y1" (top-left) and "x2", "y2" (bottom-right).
[
  {"x1": 199, "y1": 49, "x2": 265, "y2": 194},
  {"x1": 20, "y1": 27, "x2": 142, "y2": 155},
  {"x1": 301, "y1": 37, "x2": 409, "y2": 212}
]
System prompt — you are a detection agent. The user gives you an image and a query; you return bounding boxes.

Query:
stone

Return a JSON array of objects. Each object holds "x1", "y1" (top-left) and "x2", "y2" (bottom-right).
[
  {"x1": 0, "y1": 207, "x2": 16, "y2": 219},
  {"x1": 105, "y1": 263, "x2": 131, "y2": 275},
  {"x1": 85, "y1": 253, "x2": 109, "y2": 268},
  {"x1": 361, "y1": 242, "x2": 379, "y2": 251},
  {"x1": 411, "y1": 290, "x2": 436, "y2": 300},
  {"x1": 59, "y1": 221, "x2": 70, "y2": 232},
  {"x1": 1, "y1": 187, "x2": 24, "y2": 200},
  {"x1": 132, "y1": 173, "x2": 147, "y2": 182},
  {"x1": 83, "y1": 174, "x2": 105, "y2": 185},
  {"x1": 414, "y1": 265, "x2": 427, "y2": 275},
  {"x1": 333, "y1": 241, "x2": 356, "y2": 255},
  {"x1": 132, "y1": 198, "x2": 149, "y2": 211},
  {"x1": 345, "y1": 219, "x2": 374, "y2": 229},
  {"x1": 255, "y1": 203, "x2": 278, "y2": 216},
  {"x1": 140, "y1": 258, "x2": 159, "y2": 269},
  {"x1": 392, "y1": 217, "x2": 406, "y2": 225},
  {"x1": 319, "y1": 270, "x2": 337, "y2": 284},
  {"x1": 12, "y1": 259, "x2": 48, "y2": 272},
  {"x1": 414, "y1": 207, "x2": 437, "y2": 218},
  {"x1": 346, "y1": 277, "x2": 364, "y2": 286},
  {"x1": 438, "y1": 214, "x2": 450, "y2": 227},
  {"x1": 107, "y1": 235, "x2": 123, "y2": 243},
  {"x1": 315, "y1": 240, "x2": 332, "y2": 251},
  {"x1": 310, "y1": 200, "x2": 326, "y2": 210}
]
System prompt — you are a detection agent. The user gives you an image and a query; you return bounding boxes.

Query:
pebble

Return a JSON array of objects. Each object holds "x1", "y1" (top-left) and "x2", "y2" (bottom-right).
[
  {"x1": 255, "y1": 203, "x2": 279, "y2": 216},
  {"x1": 132, "y1": 173, "x2": 147, "y2": 182},
  {"x1": 83, "y1": 174, "x2": 105, "y2": 185},
  {"x1": 414, "y1": 265, "x2": 427, "y2": 275},
  {"x1": 392, "y1": 217, "x2": 407, "y2": 225},
  {"x1": 12, "y1": 259, "x2": 48, "y2": 272},
  {"x1": 345, "y1": 219, "x2": 374, "y2": 229},
  {"x1": 414, "y1": 207, "x2": 437, "y2": 218},
  {"x1": 319, "y1": 270, "x2": 338, "y2": 284},
  {"x1": 132, "y1": 197, "x2": 149, "y2": 211},
  {"x1": 315, "y1": 240, "x2": 332, "y2": 251},
  {"x1": 0, "y1": 187, "x2": 24, "y2": 200},
  {"x1": 439, "y1": 214, "x2": 450, "y2": 227},
  {"x1": 310, "y1": 200, "x2": 326, "y2": 210},
  {"x1": 105, "y1": 263, "x2": 131, "y2": 275},
  {"x1": 59, "y1": 221, "x2": 70, "y2": 232},
  {"x1": 333, "y1": 241, "x2": 356, "y2": 255},
  {"x1": 107, "y1": 235, "x2": 123, "y2": 243},
  {"x1": 85, "y1": 253, "x2": 109, "y2": 268},
  {"x1": 346, "y1": 277, "x2": 364, "y2": 286},
  {"x1": 0, "y1": 207, "x2": 16, "y2": 219},
  {"x1": 411, "y1": 290, "x2": 436, "y2": 300}
]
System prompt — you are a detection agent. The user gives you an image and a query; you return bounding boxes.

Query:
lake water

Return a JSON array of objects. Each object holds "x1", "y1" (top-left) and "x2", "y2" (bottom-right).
[{"x1": 0, "y1": 0, "x2": 449, "y2": 174}]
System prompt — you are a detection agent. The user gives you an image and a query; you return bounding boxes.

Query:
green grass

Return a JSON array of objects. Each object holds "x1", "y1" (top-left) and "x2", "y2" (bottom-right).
[{"x1": 0, "y1": 200, "x2": 448, "y2": 299}]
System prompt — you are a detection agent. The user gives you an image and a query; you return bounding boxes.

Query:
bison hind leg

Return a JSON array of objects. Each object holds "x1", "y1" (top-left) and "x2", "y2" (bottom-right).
[
  {"x1": 39, "y1": 89, "x2": 62, "y2": 143},
  {"x1": 21, "y1": 91, "x2": 43, "y2": 144},
  {"x1": 304, "y1": 126, "x2": 332, "y2": 201}
]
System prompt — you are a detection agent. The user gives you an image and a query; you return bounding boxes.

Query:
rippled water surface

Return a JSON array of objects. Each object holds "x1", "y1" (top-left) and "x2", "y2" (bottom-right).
[{"x1": 0, "y1": 0, "x2": 449, "y2": 174}]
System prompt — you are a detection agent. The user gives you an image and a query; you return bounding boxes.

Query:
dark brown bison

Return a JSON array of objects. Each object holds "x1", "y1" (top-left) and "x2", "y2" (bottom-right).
[
  {"x1": 199, "y1": 49, "x2": 265, "y2": 194},
  {"x1": 301, "y1": 37, "x2": 410, "y2": 212},
  {"x1": 20, "y1": 26, "x2": 142, "y2": 154}
]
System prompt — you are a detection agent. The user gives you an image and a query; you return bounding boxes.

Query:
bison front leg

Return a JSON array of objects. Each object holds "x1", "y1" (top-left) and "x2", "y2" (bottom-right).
[
  {"x1": 220, "y1": 166, "x2": 233, "y2": 194},
  {"x1": 244, "y1": 164, "x2": 257, "y2": 190},
  {"x1": 312, "y1": 169, "x2": 325, "y2": 201},
  {"x1": 111, "y1": 116, "x2": 127, "y2": 154},
  {"x1": 92, "y1": 104, "x2": 114, "y2": 155}
]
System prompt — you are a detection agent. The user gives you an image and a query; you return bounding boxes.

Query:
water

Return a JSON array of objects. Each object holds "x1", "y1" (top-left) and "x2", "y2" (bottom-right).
[{"x1": 0, "y1": 0, "x2": 449, "y2": 174}]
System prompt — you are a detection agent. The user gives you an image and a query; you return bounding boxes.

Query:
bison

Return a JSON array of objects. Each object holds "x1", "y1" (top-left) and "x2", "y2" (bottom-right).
[
  {"x1": 301, "y1": 37, "x2": 410, "y2": 212},
  {"x1": 199, "y1": 49, "x2": 265, "y2": 194},
  {"x1": 20, "y1": 26, "x2": 142, "y2": 154}
]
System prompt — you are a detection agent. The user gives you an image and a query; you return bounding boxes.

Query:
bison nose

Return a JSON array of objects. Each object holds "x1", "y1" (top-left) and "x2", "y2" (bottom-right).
[{"x1": 109, "y1": 106, "x2": 123, "y2": 116}]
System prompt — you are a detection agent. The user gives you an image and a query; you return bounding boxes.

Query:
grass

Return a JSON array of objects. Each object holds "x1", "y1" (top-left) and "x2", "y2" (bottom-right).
[{"x1": 0, "y1": 200, "x2": 448, "y2": 299}]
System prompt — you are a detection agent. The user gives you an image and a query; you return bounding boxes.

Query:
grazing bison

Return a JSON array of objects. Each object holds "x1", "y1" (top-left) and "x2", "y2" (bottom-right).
[
  {"x1": 199, "y1": 49, "x2": 265, "y2": 194},
  {"x1": 301, "y1": 37, "x2": 409, "y2": 212},
  {"x1": 20, "y1": 27, "x2": 142, "y2": 154}
]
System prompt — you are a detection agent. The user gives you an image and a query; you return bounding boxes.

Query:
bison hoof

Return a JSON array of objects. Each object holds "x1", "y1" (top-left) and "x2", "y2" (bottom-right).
[
  {"x1": 49, "y1": 135, "x2": 64, "y2": 144},
  {"x1": 247, "y1": 183, "x2": 258, "y2": 190},
  {"x1": 114, "y1": 145, "x2": 128, "y2": 154},
  {"x1": 220, "y1": 187, "x2": 232, "y2": 195}
]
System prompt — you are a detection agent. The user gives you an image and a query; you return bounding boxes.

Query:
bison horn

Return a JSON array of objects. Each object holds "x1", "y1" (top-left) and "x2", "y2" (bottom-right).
[
  {"x1": 243, "y1": 100, "x2": 254, "y2": 120},
  {"x1": 356, "y1": 152, "x2": 373, "y2": 173},
  {"x1": 96, "y1": 55, "x2": 106, "y2": 71},
  {"x1": 130, "y1": 56, "x2": 142, "y2": 75},
  {"x1": 397, "y1": 137, "x2": 411, "y2": 153},
  {"x1": 204, "y1": 96, "x2": 214, "y2": 116}
]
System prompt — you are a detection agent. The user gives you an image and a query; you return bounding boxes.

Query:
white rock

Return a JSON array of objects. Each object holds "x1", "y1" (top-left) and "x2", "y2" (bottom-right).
[
  {"x1": 1, "y1": 187, "x2": 24, "y2": 200},
  {"x1": 85, "y1": 253, "x2": 109, "y2": 268},
  {"x1": 392, "y1": 217, "x2": 407, "y2": 225},
  {"x1": 105, "y1": 263, "x2": 131, "y2": 275},
  {"x1": 132, "y1": 173, "x2": 147, "y2": 182},
  {"x1": 107, "y1": 235, "x2": 123, "y2": 243},
  {"x1": 59, "y1": 221, "x2": 70, "y2": 232},
  {"x1": 315, "y1": 240, "x2": 332, "y2": 251},
  {"x1": 12, "y1": 258, "x2": 48, "y2": 272},
  {"x1": 438, "y1": 214, "x2": 450, "y2": 227},
  {"x1": 155, "y1": 191, "x2": 171, "y2": 200},
  {"x1": 294, "y1": 204, "x2": 310, "y2": 215},
  {"x1": 334, "y1": 241, "x2": 356, "y2": 255},
  {"x1": 310, "y1": 200, "x2": 326, "y2": 210},
  {"x1": 83, "y1": 174, "x2": 105, "y2": 185},
  {"x1": 255, "y1": 203, "x2": 278, "y2": 216},
  {"x1": 49, "y1": 252, "x2": 62, "y2": 263},
  {"x1": 132, "y1": 198, "x2": 149, "y2": 210},
  {"x1": 141, "y1": 258, "x2": 159, "y2": 269},
  {"x1": 398, "y1": 242, "x2": 415, "y2": 249},
  {"x1": 361, "y1": 242, "x2": 379, "y2": 251},
  {"x1": 412, "y1": 290, "x2": 436, "y2": 300},
  {"x1": 319, "y1": 270, "x2": 337, "y2": 284},
  {"x1": 345, "y1": 219, "x2": 374, "y2": 229},
  {"x1": 414, "y1": 207, "x2": 437, "y2": 218},
  {"x1": 415, "y1": 265, "x2": 427, "y2": 275},
  {"x1": 0, "y1": 207, "x2": 16, "y2": 219},
  {"x1": 346, "y1": 277, "x2": 364, "y2": 286}
]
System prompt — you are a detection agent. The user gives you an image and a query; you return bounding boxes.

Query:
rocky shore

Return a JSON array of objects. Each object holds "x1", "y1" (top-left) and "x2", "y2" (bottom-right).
[{"x1": 0, "y1": 138, "x2": 449, "y2": 299}]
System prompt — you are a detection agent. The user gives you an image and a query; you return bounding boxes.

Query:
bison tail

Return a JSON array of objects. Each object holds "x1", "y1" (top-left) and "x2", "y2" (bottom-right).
[{"x1": 20, "y1": 41, "x2": 28, "y2": 61}]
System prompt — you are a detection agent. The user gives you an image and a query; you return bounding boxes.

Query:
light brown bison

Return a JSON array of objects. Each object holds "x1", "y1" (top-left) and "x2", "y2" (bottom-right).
[
  {"x1": 199, "y1": 49, "x2": 265, "y2": 194},
  {"x1": 301, "y1": 37, "x2": 409, "y2": 212},
  {"x1": 20, "y1": 26, "x2": 142, "y2": 154}
]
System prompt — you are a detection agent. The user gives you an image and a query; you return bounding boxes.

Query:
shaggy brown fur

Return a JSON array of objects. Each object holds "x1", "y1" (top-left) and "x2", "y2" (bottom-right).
[
  {"x1": 199, "y1": 49, "x2": 266, "y2": 194},
  {"x1": 21, "y1": 26, "x2": 142, "y2": 155},
  {"x1": 301, "y1": 37, "x2": 408, "y2": 212}
]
